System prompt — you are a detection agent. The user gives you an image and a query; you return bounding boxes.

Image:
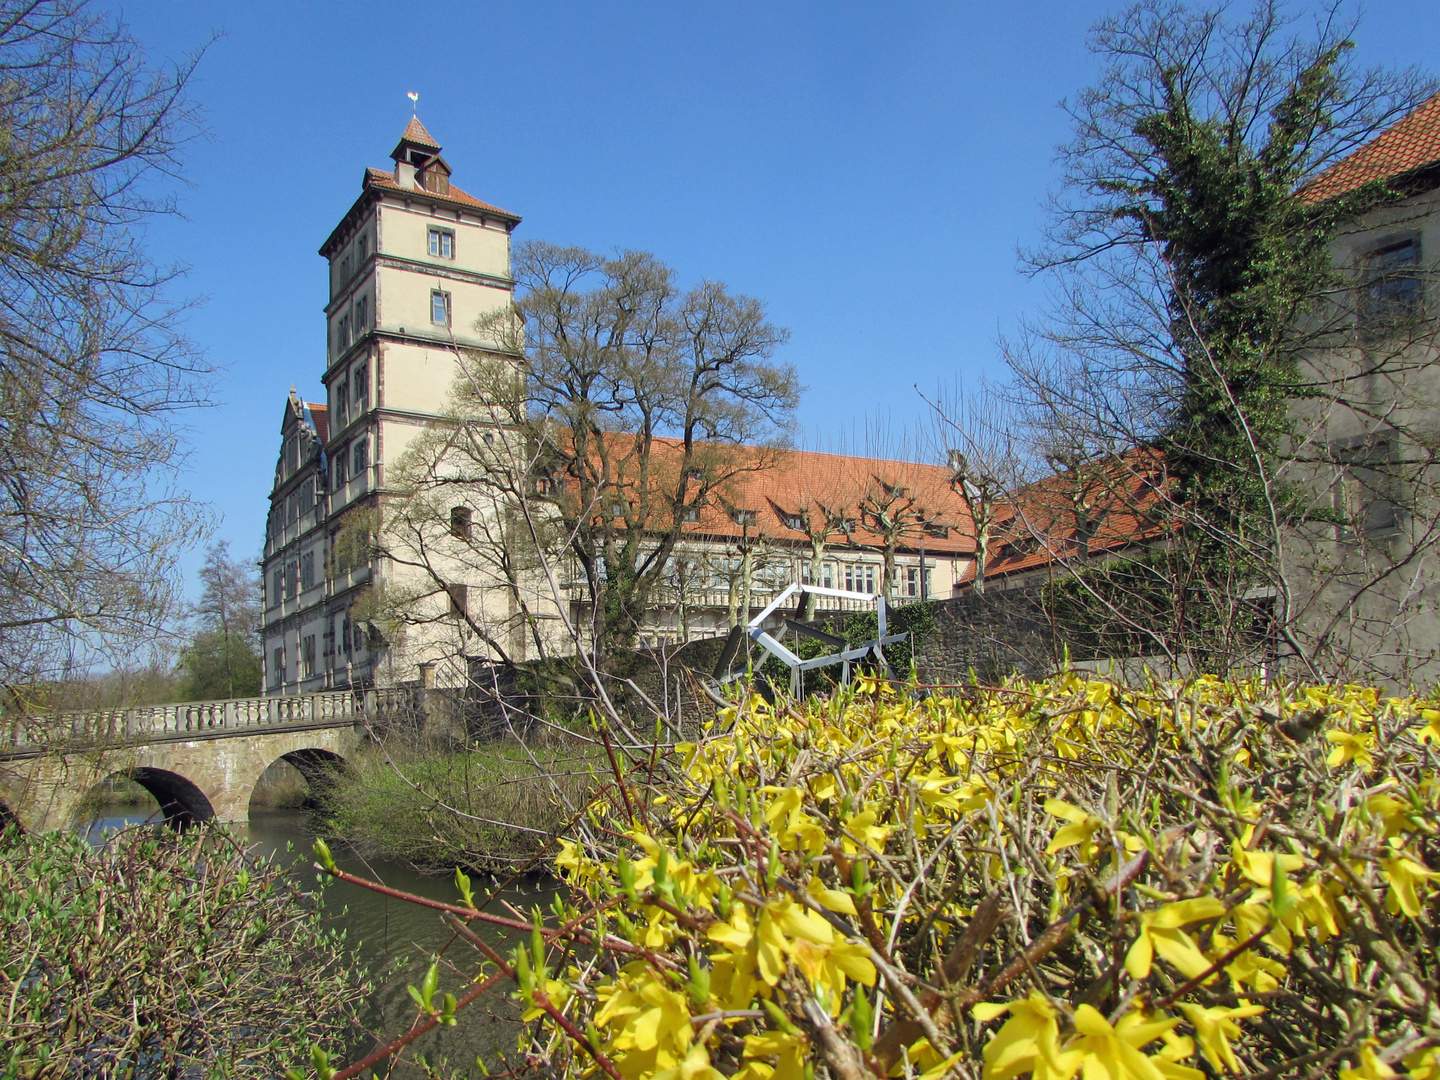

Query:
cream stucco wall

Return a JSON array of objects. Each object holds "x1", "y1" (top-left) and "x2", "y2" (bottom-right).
[{"x1": 1287, "y1": 185, "x2": 1440, "y2": 688}]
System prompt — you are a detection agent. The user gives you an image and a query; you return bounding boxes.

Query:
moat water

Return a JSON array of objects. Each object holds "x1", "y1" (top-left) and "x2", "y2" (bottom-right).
[{"x1": 80, "y1": 803, "x2": 554, "y2": 1074}]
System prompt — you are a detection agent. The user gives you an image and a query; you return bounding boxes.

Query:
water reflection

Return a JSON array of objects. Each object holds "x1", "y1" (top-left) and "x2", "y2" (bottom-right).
[{"x1": 79, "y1": 804, "x2": 552, "y2": 1072}]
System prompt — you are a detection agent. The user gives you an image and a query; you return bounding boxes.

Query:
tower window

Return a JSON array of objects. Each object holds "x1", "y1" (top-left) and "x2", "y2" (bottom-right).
[
  {"x1": 334, "y1": 379, "x2": 348, "y2": 426},
  {"x1": 450, "y1": 505, "x2": 472, "y2": 540},
  {"x1": 352, "y1": 363, "x2": 368, "y2": 409},
  {"x1": 447, "y1": 583, "x2": 468, "y2": 617},
  {"x1": 431, "y1": 290, "x2": 451, "y2": 326},
  {"x1": 428, "y1": 228, "x2": 455, "y2": 259},
  {"x1": 352, "y1": 437, "x2": 369, "y2": 474}
]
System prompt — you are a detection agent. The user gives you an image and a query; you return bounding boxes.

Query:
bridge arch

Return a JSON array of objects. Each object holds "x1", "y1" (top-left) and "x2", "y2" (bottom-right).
[
  {"x1": 75, "y1": 768, "x2": 216, "y2": 830},
  {"x1": 248, "y1": 748, "x2": 353, "y2": 816}
]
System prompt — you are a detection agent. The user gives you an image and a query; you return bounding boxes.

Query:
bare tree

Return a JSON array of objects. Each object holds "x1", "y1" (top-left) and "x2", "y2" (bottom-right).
[
  {"x1": 0, "y1": 0, "x2": 211, "y2": 689},
  {"x1": 464, "y1": 243, "x2": 798, "y2": 661}
]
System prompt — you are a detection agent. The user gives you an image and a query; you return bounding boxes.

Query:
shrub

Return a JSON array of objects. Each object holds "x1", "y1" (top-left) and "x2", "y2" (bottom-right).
[
  {"x1": 306, "y1": 674, "x2": 1440, "y2": 1079},
  {"x1": 2, "y1": 825, "x2": 368, "y2": 1078}
]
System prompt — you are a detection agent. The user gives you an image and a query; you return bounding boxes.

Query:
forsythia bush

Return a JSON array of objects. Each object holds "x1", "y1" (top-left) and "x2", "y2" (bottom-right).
[{"x1": 313, "y1": 674, "x2": 1440, "y2": 1080}]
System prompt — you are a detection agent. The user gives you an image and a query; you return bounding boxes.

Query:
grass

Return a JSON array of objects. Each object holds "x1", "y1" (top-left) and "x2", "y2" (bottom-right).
[{"x1": 322, "y1": 735, "x2": 604, "y2": 873}]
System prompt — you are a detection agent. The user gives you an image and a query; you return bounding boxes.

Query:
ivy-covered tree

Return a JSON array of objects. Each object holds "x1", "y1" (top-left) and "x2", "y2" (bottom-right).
[{"x1": 1006, "y1": 0, "x2": 1436, "y2": 677}]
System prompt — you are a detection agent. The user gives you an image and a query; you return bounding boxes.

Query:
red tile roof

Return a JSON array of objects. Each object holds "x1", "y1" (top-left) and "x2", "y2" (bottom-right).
[
  {"x1": 1303, "y1": 91, "x2": 1440, "y2": 203},
  {"x1": 363, "y1": 166, "x2": 519, "y2": 220},
  {"x1": 398, "y1": 115, "x2": 440, "y2": 151},
  {"x1": 306, "y1": 403, "x2": 329, "y2": 443},
  {"x1": 569, "y1": 436, "x2": 976, "y2": 555},
  {"x1": 960, "y1": 449, "x2": 1171, "y2": 583}
]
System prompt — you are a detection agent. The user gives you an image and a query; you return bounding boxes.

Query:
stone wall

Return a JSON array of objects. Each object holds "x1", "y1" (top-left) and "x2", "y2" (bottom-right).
[
  {"x1": 458, "y1": 586, "x2": 1066, "y2": 738},
  {"x1": 910, "y1": 584, "x2": 1061, "y2": 686}
]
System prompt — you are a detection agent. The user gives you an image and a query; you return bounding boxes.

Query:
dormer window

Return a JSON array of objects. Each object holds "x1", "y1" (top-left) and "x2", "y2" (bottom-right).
[
  {"x1": 779, "y1": 510, "x2": 805, "y2": 531},
  {"x1": 420, "y1": 167, "x2": 449, "y2": 196},
  {"x1": 730, "y1": 508, "x2": 757, "y2": 527},
  {"x1": 925, "y1": 523, "x2": 949, "y2": 539},
  {"x1": 428, "y1": 227, "x2": 455, "y2": 259}
]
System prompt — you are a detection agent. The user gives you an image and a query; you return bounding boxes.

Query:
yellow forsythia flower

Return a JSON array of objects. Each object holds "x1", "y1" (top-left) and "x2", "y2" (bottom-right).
[
  {"x1": 1340, "y1": 1039, "x2": 1399, "y2": 1080},
  {"x1": 1177, "y1": 1002, "x2": 1265, "y2": 1073},
  {"x1": 974, "y1": 992, "x2": 1082, "y2": 1080},
  {"x1": 1326, "y1": 728, "x2": 1376, "y2": 770},
  {"x1": 1124, "y1": 897, "x2": 1227, "y2": 981},
  {"x1": 1381, "y1": 844, "x2": 1440, "y2": 917}
]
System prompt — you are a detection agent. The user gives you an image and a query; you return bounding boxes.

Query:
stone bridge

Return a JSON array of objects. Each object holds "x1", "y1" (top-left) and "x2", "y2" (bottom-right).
[{"x1": 0, "y1": 688, "x2": 425, "y2": 832}]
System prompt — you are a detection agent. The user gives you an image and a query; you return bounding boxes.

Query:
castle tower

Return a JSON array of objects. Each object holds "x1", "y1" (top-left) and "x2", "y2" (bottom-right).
[{"x1": 260, "y1": 119, "x2": 521, "y2": 695}]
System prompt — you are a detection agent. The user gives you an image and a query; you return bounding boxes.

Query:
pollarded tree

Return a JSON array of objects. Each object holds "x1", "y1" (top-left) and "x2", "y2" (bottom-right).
[
  {"x1": 924, "y1": 380, "x2": 1026, "y2": 594},
  {"x1": 0, "y1": 0, "x2": 211, "y2": 689}
]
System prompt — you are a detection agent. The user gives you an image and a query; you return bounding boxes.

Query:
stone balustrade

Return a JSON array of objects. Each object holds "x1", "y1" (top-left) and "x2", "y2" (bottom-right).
[{"x1": 3, "y1": 687, "x2": 423, "y2": 751}]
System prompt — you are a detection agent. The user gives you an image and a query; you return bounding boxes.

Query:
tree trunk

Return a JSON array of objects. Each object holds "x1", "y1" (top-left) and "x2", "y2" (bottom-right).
[{"x1": 801, "y1": 536, "x2": 825, "y2": 620}]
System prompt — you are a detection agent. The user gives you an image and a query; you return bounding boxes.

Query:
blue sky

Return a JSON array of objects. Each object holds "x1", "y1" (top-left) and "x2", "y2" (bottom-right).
[{"x1": 111, "y1": 1, "x2": 1440, "y2": 585}]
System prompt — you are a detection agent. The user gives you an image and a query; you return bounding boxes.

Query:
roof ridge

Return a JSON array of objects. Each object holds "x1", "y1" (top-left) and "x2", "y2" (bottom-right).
[{"x1": 1303, "y1": 90, "x2": 1440, "y2": 202}]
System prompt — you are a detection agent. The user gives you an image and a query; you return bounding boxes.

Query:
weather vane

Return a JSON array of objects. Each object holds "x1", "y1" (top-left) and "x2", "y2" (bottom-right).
[{"x1": 407, "y1": 91, "x2": 418, "y2": 114}]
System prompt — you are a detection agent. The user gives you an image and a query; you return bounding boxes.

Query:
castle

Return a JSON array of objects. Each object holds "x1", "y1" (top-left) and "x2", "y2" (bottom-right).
[{"x1": 260, "y1": 120, "x2": 976, "y2": 695}]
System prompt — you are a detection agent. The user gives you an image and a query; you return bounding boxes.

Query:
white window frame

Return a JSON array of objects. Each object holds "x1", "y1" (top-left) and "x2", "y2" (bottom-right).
[
  {"x1": 429, "y1": 227, "x2": 455, "y2": 259},
  {"x1": 431, "y1": 289, "x2": 451, "y2": 326}
]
